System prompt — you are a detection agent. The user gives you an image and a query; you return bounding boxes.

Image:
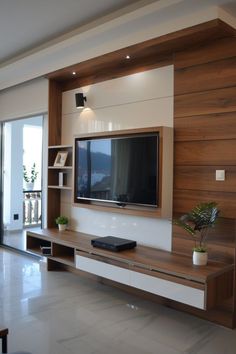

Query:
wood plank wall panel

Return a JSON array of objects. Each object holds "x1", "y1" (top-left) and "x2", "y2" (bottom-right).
[
  {"x1": 175, "y1": 57, "x2": 236, "y2": 95},
  {"x1": 175, "y1": 86, "x2": 236, "y2": 117},
  {"x1": 174, "y1": 37, "x2": 236, "y2": 326},
  {"x1": 174, "y1": 112, "x2": 236, "y2": 141},
  {"x1": 173, "y1": 189, "x2": 236, "y2": 219},
  {"x1": 172, "y1": 237, "x2": 234, "y2": 263},
  {"x1": 47, "y1": 189, "x2": 60, "y2": 228},
  {"x1": 175, "y1": 140, "x2": 236, "y2": 166},
  {"x1": 174, "y1": 37, "x2": 236, "y2": 69},
  {"x1": 174, "y1": 166, "x2": 236, "y2": 193},
  {"x1": 173, "y1": 218, "x2": 236, "y2": 246},
  {"x1": 48, "y1": 80, "x2": 62, "y2": 146},
  {"x1": 47, "y1": 80, "x2": 63, "y2": 227},
  {"x1": 61, "y1": 55, "x2": 172, "y2": 91}
]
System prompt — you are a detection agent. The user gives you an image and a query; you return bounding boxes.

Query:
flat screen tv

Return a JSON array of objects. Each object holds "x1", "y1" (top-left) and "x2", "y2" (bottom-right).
[{"x1": 75, "y1": 133, "x2": 159, "y2": 207}]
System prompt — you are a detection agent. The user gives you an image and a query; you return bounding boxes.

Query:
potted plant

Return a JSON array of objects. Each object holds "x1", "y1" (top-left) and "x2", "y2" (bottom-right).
[
  {"x1": 55, "y1": 216, "x2": 69, "y2": 231},
  {"x1": 23, "y1": 163, "x2": 38, "y2": 190},
  {"x1": 173, "y1": 202, "x2": 219, "y2": 266}
]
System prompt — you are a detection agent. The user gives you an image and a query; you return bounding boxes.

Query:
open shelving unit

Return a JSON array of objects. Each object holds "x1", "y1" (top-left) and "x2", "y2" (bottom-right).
[
  {"x1": 48, "y1": 144, "x2": 73, "y2": 189},
  {"x1": 47, "y1": 131, "x2": 73, "y2": 227}
]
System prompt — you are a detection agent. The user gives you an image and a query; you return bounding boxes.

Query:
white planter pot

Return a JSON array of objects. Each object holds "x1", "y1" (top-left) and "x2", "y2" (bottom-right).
[
  {"x1": 25, "y1": 182, "x2": 34, "y2": 191},
  {"x1": 58, "y1": 224, "x2": 67, "y2": 231},
  {"x1": 193, "y1": 251, "x2": 208, "y2": 266}
]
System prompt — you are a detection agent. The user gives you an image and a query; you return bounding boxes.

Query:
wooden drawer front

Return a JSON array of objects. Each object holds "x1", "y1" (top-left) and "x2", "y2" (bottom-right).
[
  {"x1": 130, "y1": 270, "x2": 205, "y2": 310},
  {"x1": 75, "y1": 255, "x2": 130, "y2": 285}
]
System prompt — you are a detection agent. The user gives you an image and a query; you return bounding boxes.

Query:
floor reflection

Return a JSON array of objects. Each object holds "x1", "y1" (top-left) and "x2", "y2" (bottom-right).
[
  {"x1": 1, "y1": 248, "x2": 236, "y2": 354},
  {"x1": 3, "y1": 227, "x2": 41, "y2": 251}
]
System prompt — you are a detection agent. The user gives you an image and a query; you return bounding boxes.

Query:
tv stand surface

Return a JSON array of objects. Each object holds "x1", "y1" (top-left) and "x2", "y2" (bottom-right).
[{"x1": 26, "y1": 228, "x2": 233, "y2": 311}]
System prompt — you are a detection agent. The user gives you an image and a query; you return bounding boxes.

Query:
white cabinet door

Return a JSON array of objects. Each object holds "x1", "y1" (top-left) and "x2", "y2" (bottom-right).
[
  {"x1": 76, "y1": 254, "x2": 205, "y2": 309},
  {"x1": 130, "y1": 270, "x2": 205, "y2": 309},
  {"x1": 76, "y1": 255, "x2": 130, "y2": 285}
]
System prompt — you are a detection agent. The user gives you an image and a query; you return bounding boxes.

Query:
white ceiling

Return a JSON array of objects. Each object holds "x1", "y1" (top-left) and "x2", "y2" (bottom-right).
[
  {"x1": 1, "y1": 0, "x2": 236, "y2": 66},
  {"x1": 0, "y1": 0, "x2": 152, "y2": 64},
  {"x1": 0, "y1": 0, "x2": 235, "y2": 91}
]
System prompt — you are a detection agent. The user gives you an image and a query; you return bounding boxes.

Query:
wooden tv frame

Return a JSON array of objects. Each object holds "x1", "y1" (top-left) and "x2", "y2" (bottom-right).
[{"x1": 73, "y1": 127, "x2": 173, "y2": 219}]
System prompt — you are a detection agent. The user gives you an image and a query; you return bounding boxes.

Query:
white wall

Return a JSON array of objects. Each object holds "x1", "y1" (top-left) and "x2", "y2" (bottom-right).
[
  {"x1": 0, "y1": 78, "x2": 48, "y2": 231},
  {"x1": 4, "y1": 120, "x2": 24, "y2": 230},
  {"x1": 61, "y1": 65, "x2": 173, "y2": 250},
  {"x1": 0, "y1": 78, "x2": 48, "y2": 121}
]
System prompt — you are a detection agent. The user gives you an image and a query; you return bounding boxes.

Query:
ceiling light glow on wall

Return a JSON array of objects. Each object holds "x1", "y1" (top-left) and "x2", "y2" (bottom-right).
[{"x1": 75, "y1": 93, "x2": 87, "y2": 108}]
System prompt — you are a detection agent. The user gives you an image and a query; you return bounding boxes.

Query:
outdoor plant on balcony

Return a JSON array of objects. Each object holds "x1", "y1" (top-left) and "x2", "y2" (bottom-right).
[{"x1": 23, "y1": 163, "x2": 38, "y2": 183}]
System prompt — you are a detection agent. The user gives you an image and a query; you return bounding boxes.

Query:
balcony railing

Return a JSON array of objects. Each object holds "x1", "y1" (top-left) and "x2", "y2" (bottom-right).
[{"x1": 23, "y1": 190, "x2": 42, "y2": 227}]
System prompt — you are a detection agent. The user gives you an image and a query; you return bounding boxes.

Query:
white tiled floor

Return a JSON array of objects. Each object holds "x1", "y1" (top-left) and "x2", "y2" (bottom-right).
[{"x1": 0, "y1": 248, "x2": 236, "y2": 354}]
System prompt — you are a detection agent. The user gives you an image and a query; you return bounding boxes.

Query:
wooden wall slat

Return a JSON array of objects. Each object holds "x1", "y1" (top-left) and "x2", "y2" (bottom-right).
[
  {"x1": 175, "y1": 37, "x2": 236, "y2": 69},
  {"x1": 174, "y1": 112, "x2": 236, "y2": 141},
  {"x1": 48, "y1": 80, "x2": 62, "y2": 146},
  {"x1": 175, "y1": 87, "x2": 236, "y2": 117},
  {"x1": 174, "y1": 34, "x2": 236, "y2": 326},
  {"x1": 47, "y1": 189, "x2": 60, "y2": 228},
  {"x1": 174, "y1": 166, "x2": 236, "y2": 193},
  {"x1": 172, "y1": 237, "x2": 234, "y2": 263},
  {"x1": 175, "y1": 57, "x2": 236, "y2": 95},
  {"x1": 175, "y1": 140, "x2": 236, "y2": 166},
  {"x1": 173, "y1": 189, "x2": 236, "y2": 219},
  {"x1": 173, "y1": 218, "x2": 236, "y2": 246},
  {"x1": 48, "y1": 19, "x2": 233, "y2": 83},
  {"x1": 62, "y1": 56, "x2": 172, "y2": 91}
]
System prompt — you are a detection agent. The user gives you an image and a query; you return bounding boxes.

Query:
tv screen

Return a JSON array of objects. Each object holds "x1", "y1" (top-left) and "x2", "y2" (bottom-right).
[{"x1": 75, "y1": 133, "x2": 159, "y2": 207}]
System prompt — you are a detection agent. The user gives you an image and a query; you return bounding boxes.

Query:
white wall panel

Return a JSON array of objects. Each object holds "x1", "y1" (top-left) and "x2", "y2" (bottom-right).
[
  {"x1": 62, "y1": 67, "x2": 173, "y2": 115},
  {"x1": 61, "y1": 97, "x2": 173, "y2": 145},
  {"x1": 61, "y1": 66, "x2": 173, "y2": 251},
  {"x1": 62, "y1": 203, "x2": 172, "y2": 250}
]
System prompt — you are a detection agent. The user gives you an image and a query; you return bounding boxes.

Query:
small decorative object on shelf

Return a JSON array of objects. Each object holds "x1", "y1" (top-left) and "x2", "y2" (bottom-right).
[
  {"x1": 55, "y1": 215, "x2": 69, "y2": 231},
  {"x1": 23, "y1": 163, "x2": 38, "y2": 190},
  {"x1": 54, "y1": 151, "x2": 68, "y2": 167},
  {"x1": 58, "y1": 172, "x2": 67, "y2": 187},
  {"x1": 173, "y1": 202, "x2": 219, "y2": 266},
  {"x1": 40, "y1": 246, "x2": 52, "y2": 256}
]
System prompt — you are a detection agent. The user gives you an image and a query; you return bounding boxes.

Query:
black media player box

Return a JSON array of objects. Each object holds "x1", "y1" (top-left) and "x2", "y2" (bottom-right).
[{"x1": 91, "y1": 236, "x2": 136, "y2": 252}]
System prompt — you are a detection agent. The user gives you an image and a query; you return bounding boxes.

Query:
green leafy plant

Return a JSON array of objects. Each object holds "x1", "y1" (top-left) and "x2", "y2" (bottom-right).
[
  {"x1": 55, "y1": 216, "x2": 69, "y2": 225},
  {"x1": 173, "y1": 202, "x2": 219, "y2": 252},
  {"x1": 23, "y1": 163, "x2": 38, "y2": 183}
]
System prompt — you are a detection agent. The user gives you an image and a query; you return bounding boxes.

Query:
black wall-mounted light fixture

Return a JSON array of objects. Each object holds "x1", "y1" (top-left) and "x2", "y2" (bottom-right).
[{"x1": 75, "y1": 93, "x2": 87, "y2": 108}]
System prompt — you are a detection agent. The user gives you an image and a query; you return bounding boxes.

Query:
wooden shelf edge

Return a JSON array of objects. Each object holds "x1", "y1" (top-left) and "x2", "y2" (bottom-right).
[
  {"x1": 48, "y1": 166, "x2": 73, "y2": 169},
  {"x1": 48, "y1": 145, "x2": 73, "y2": 149},
  {"x1": 49, "y1": 256, "x2": 74, "y2": 267},
  {"x1": 48, "y1": 185, "x2": 72, "y2": 190}
]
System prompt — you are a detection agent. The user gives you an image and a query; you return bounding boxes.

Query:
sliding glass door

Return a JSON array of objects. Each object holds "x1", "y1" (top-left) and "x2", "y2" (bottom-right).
[{"x1": 1, "y1": 115, "x2": 43, "y2": 251}]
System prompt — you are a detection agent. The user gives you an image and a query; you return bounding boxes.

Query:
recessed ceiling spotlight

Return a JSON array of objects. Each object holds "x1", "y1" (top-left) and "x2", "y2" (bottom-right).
[
  {"x1": 72, "y1": 71, "x2": 76, "y2": 75},
  {"x1": 126, "y1": 55, "x2": 130, "y2": 59}
]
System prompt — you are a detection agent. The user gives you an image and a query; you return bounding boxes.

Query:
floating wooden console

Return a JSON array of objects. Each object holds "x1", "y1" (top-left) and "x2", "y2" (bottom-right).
[{"x1": 26, "y1": 228, "x2": 233, "y2": 311}]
